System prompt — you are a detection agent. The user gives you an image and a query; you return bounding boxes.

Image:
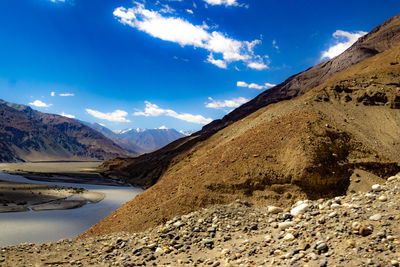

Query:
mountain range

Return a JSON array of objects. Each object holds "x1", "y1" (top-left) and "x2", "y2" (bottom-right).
[
  {"x1": 81, "y1": 14, "x2": 400, "y2": 237},
  {"x1": 82, "y1": 122, "x2": 186, "y2": 154},
  {"x1": 0, "y1": 100, "x2": 185, "y2": 162},
  {"x1": 0, "y1": 100, "x2": 133, "y2": 162}
]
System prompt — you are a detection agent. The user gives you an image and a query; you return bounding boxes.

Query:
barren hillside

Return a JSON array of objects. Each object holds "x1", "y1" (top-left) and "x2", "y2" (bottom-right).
[{"x1": 81, "y1": 39, "x2": 400, "y2": 238}]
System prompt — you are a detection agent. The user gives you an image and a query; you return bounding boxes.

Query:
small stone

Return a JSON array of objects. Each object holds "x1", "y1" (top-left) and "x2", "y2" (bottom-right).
[
  {"x1": 283, "y1": 233, "x2": 295, "y2": 241},
  {"x1": 207, "y1": 227, "x2": 216, "y2": 232},
  {"x1": 309, "y1": 252, "x2": 318, "y2": 260},
  {"x1": 391, "y1": 260, "x2": 399, "y2": 266},
  {"x1": 147, "y1": 243, "x2": 157, "y2": 249},
  {"x1": 315, "y1": 241, "x2": 327, "y2": 252},
  {"x1": 388, "y1": 176, "x2": 398, "y2": 182},
  {"x1": 291, "y1": 203, "x2": 309, "y2": 217},
  {"x1": 387, "y1": 235, "x2": 397, "y2": 241},
  {"x1": 249, "y1": 223, "x2": 258, "y2": 230},
  {"x1": 328, "y1": 212, "x2": 337, "y2": 218},
  {"x1": 369, "y1": 214, "x2": 382, "y2": 221},
  {"x1": 320, "y1": 259, "x2": 328, "y2": 267},
  {"x1": 278, "y1": 221, "x2": 295, "y2": 230},
  {"x1": 352, "y1": 222, "x2": 361, "y2": 231},
  {"x1": 359, "y1": 226, "x2": 372, "y2": 236},
  {"x1": 371, "y1": 184, "x2": 382, "y2": 191},
  {"x1": 173, "y1": 221, "x2": 184, "y2": 228},
  {"x1": 378, "y1": 195, "x2": 388, "y2": 202},
  {"x1": 268, "y1": 206, "x2": 283, "y2": 214}
]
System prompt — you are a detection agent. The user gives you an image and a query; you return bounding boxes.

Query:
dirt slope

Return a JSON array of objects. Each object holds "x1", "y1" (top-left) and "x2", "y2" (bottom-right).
[
  {"x1": 100, "y1": 14, "x2": 400, "y2": 189},
  {"x1": 81, "y1": 41, "x2": 400, "y2": 238}
]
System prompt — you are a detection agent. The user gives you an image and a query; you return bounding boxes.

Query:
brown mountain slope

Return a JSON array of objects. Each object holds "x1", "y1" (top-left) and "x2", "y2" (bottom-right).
[
  {"x1": 100, "y1": 14, "x2": 400, "y2": 189},
  {"x1": 81, "y1": 43, "x2": 400, "y2": 238},
  {"x1": 0, "y1": 100, "x2": 132, "y2": 162}
]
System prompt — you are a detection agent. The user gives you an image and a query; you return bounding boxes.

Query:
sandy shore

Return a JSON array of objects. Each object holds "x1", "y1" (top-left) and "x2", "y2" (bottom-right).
[
  {"x1": 0, "y1": 162, "x2": 129, "y2": 186},
  {"x1": 0, "y1": 180, "x2": 105, "y2": 213}
]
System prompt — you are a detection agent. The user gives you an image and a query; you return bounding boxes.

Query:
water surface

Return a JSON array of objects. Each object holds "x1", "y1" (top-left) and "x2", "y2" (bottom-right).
[{"x1": 0, "y1": 172, "x2": 142, "y2": 246}]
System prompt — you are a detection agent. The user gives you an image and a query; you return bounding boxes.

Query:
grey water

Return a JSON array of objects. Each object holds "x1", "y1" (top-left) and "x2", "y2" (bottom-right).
[{"x1": 0, "y1": 172, "x2": 142, "y2": 246}]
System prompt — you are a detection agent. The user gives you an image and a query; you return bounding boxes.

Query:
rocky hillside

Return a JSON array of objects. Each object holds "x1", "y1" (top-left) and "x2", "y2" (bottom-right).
[
  {"x1": 0, "y1": 100, "x2": 132, "y2": 162},
  {"x1": 100, "y1": 14, "x2": 400, "y2": 189},
  {"x1": 84, "y1": 15, "x2": 400, "y2": 237},
  {"x1": 83, "y1": 123, "x2": 185, "y2": 154},
  {"x1": 3, "y1": 173, "x2": 400, "y2": 266}
]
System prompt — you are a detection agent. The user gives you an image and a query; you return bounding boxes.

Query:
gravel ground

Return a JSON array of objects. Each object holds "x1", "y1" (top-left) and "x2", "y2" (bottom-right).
[{"x1": 1, "y1": 172, "x2": 400, "y2": 266}]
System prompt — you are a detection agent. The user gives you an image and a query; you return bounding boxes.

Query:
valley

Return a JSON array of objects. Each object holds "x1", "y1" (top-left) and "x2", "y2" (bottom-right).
[{"x1": 0, "y1": 3, "x2": 399, "y2": 266}]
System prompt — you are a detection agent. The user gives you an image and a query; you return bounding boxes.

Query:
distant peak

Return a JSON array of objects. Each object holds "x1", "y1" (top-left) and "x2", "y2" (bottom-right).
[{"x1": 158, "y1": 126, "x2": 168, "y2": 130}]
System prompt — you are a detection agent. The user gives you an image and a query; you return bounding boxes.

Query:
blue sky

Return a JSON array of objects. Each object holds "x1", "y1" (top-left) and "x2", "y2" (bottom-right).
[{"x1": 0, "y1": 0, "x2": 398, "y2": 132}]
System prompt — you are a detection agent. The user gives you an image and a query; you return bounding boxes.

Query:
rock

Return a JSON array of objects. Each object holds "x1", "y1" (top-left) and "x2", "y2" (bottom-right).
[
  {"x1": 202, "y1": 239, "x2": 214, "y2": 248},
  {"x1": 173, "y1": 221, "x2": 184, "y2": 228},
  {"x1": 283, "y1": 233, "x2": 295, "y2": 241},
  {"x1": 290, "y1": 203, "x2": 309, "y2": 217},
  {"x1": 155, "y1": 247, "x2": 164, "y2": 255},
  {"x1": 378, "y1": 195, "x2": 388, "y2": 202},
  {"x1": 268, "y1": 206, "x2": 283, "y2": 214},
  {"x1": 102, "y1": 245, "x2": 115, "y2": 253},
  {"x1": 388, "y1": 176, "x2": 398, "y2": 182},
  {"x1": 320, "y1": 259, "x2": 328, "y2": 267},
  {"x1": 352, "y1": 222, "x2": 361, "y2": 231},
  {"x1": 314, "y1": 241, "x2": 328, "y2": 252},
  {"x1": 278, "y1": 221, "x2": 295, "y2": 230},
  {"x1": 207, "y1": 227, "x2": 216, "y2": 232},
  {"x1": 359, "y1": 226, "x2": 373, "y2": 236},
  {"x1": 391, "y1": 260, "x2": 399, "y2": 266},
  {"x1": 369, "y1": 214, "x2": 382, "y2": 221},
  {"x1": 249, "y1": 223, "x2": 258, "y2": 230},
  {"x1": 371, "y1": 184, "x2": 382, "y2": 191}
]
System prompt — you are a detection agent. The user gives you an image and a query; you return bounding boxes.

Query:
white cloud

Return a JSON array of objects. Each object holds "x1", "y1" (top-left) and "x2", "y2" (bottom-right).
[
  {"x1": 159, "y1": 4, "x2": 175, "y2": 14},
  {"x1": 206, "y1": 97, "x2": 248, "y2": 109},
  {"x1": 186, "y1": 9, "x2": 194, "y2": 14},
  {"x1": 272, "y1": 40, "x2": 279, "y2": 50},
  {"x1": 29, "y1": 100, "x2": 52, "y2": 108},
  {"x1": 50, "y1": 91, "x2": 55, "y2": 97},
  {"x1": 86, "y1": 109, "x2": 130, "y2": 122},
  {"x1": 59, "y1": 93, "x2": 74, "y2": 97},
  {"x1": 60, "y1": 112, "x2": 75, "y2": 119},
  {"x1": 50, "y1": 0, "x2": 65, "y2": 2},
  {"x1": 207, "y1": 54, "x2": 227, "y2": 69},
  {"x1": 321, "y1": 30, "x2": 367, "y2": 60},
  {"x1": 264, "y1": 82, "x2": 276, "y2": 88},
  {"x1": 247, "y1": 61, "x2": 268, "y2": 70},
  {"x1": 236, "y1": 81, "x2": 248, "y2": 87},
  {"x1": 204, "y1": 0, "x2": 238, "y2": 6},
  {"x1": 113, "y1": 3, "x2": 268, "y2": 70},
  {"x1": 237, "y1": 81, "x2": 276, "y2": 90},
  {"x1": 133, "y1": 101, "x2": 213, "y2": 124}
]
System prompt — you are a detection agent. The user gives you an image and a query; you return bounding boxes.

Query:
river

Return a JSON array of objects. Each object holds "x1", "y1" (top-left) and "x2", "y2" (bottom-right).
[{"x1": 0, "y1": 172, "x2": 142, "y2": 246}]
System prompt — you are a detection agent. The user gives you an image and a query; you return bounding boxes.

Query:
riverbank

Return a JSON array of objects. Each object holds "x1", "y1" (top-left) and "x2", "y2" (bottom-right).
[
  {"x1": 0, "y1": 170, "x2": 142, "y2": 246},
  {"x1": 0, "y1": 161, "x2": 128, "y2": 186},
  {"x1": 1, "y1": 172, "x2": 399, "y2": 266},
  {"x1": 0, "y1": 180, "x2": 104, "y2": 212},
  {"x1": 0, "y1": 162, "x2": 110, "y2": 213}
]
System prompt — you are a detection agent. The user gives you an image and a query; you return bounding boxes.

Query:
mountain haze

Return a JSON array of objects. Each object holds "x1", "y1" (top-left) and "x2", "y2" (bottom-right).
[
  {"x1": 0, "y1": 100, "x2": 132, "y2": 162},
  {"x1": 82, "y1": 14, "x2": 400, "y2": 237},
  {"x1": 83, "y1": 122, "x2": 185, "y2": 154}
]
